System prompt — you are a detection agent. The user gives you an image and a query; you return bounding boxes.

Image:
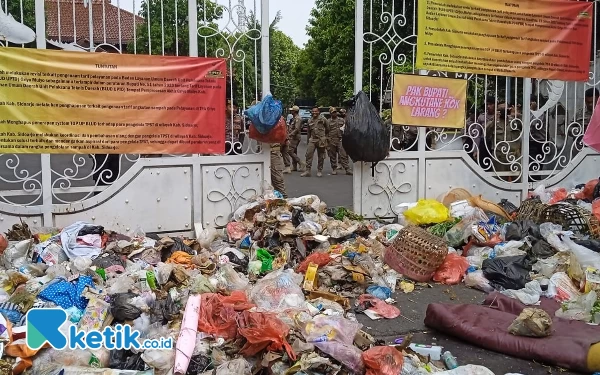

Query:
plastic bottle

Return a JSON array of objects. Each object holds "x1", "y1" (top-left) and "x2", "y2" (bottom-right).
[
  {"x1": 442, "y1": 351, "x2": 459, "y2": 369},
  {"x1": 408, "y1": 344, "x2": 442, "y2": 360}
]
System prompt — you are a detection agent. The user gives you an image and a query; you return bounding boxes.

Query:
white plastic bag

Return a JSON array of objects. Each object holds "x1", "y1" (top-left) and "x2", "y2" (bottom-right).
[
  {"x1": 533, "y1": 185, "x2": 552, "y2": 203},
  {"x1": 562, "y1": 235, "x2": 600, "y2": 269},
  {"x1": 250, "y1": 268, "x2": 305, "y2": 311},
  {"x1": 539, "y1": 223, "x2": 571, "y2": 252},
  {"x1": 464, "y1": 270, "x2": 494, "y2": 293},
  {"x1": 555, "y1": 291, "x2": 597, "y2": 322},
  {"x1": 501, "y1": 280, "x2": 543, "y2": 305}
]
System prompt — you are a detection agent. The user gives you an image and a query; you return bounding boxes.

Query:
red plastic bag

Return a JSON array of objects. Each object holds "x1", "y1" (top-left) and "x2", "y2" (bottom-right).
[
  {"x1": 226, "y1": 222, "x2": 247, "y2": 241},
  {"x1": 549, "y1": 188, "x2": 568, "y2": 204},
  {"x1": 593, "y1": 199, "x2": 600, "y2": 222},
  {"x1": 296, "y1": 252, "x2": 332, "y2": 273},
  {"x1": 249, "y1": 116, "x2": 287, "y2": 144},
  {"x1": 433, "y1": 253, "x2": 470, "y2": 285},
  {"x1": 358, "y1": 294, "x2": 400, "y2": 319},
  {"x1": 575, "y1": 178, "x2": 599, "y2": 200},
  {"x1": 362, "y1": 346, "x2": 404, "y2": 375},
  {"x1": 238, "y1": 310, "x2": 296, "y2": 360},
  {"x1": 197, "y1": 291, "x2": 255, "y2": 339}
]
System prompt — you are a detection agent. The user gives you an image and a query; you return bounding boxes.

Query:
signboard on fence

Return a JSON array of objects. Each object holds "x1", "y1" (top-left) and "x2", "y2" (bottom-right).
[
  {"x1": 392, "y1": 74, "x2": 467, "y2": 129},
  {"x1": 416, "y1": 0, "x2": 593, "y2": 81},
  {"x1": 0, "y1": 47, "x2": 226, "y2": 154}
]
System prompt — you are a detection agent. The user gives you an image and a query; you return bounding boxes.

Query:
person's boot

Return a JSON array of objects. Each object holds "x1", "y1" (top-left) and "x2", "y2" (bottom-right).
[
  {"x1": 301, "y1": 170, "x2": 311, "y2": 177},
  {"x1": 346, "y1": 169, "x2": 353, "y2": 175},
  {"x1": 299, "y1": 162, "x2": 306, "y2": 172},
  {"x1": 317, "y1": 171, "x2": 323, "y2": 177},
  {"x1": 283, "y1": 167, "x2": 291, "y2": 174},
  {"x1": 331, "y1": 170, "x2": 337, "y2": 175},
  {"x1": 291, "y1": 165, "x2": 297, "y2": 172}
]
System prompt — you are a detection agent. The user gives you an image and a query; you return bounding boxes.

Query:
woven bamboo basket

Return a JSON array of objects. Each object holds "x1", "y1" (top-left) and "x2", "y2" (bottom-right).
[
  {"x1": 385, "y1": 225, "x2": 448, "y2": 282},
  {"x1": 540, "y1": 203, "x2": 600, "y2": 238},
  {"x1": 515, "y1": 198, "x2": 548, "y2": 222}
]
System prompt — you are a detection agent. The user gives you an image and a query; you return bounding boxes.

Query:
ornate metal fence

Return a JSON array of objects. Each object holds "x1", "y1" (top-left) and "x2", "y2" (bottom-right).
[
  {"x1": 353, "y1": 0, "x2": 600, "y2": 218},
  {"x1": 0, "y1": 0, "x2": 271, "y2": 234}
]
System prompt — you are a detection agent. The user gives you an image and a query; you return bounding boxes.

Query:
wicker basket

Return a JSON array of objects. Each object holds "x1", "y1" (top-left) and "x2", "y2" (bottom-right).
[
  {"x1": 515, "y1": 198, "x2": 548, "y2": 222},
  {"x1": 385, "y1": 225, "x2": 448, "y2": 282},
  {"x1": 540, "y1": 203, "x2": 600, "y2": 238},
  {"x1": 438, "y1": 188, "x2": 472, "y2": 207}
]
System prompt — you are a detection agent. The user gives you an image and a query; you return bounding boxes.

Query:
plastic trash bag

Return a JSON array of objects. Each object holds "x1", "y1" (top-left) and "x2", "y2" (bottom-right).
[
  {"x1": 501, "y1": 280, "x2": 543, "y2": 305},
  {"x1": 464, "y1": 270, "x2": 495, "y2": 293},
  {"x1": 215, "y1": 358, "x2": 252, "y2": 375},
  {"x1": 342, "y1": 91, "x2": 390, "y2": 163},
  {"x1": 433, "y1": 253, "x2": 470, "y2": 285},
  {"x1": 531, "y1": 239, "x2": 557, "y2": 259},
  {"x1": 404, "y1": 199, "x2": 450, "y2": 225},
  {"x1": 212, "y1": 264, "x2": 249, "y2": 292},
  {"x1": 593, "y1": 199, "x2": 600, "y2": 222},
  {"x1": 555, "y1": 291, "x2": 597, "y2": 322},
  {"x1": 482, "y1": 255, "x2": 533, "y2": 290},
  {"x1": 198, "y1": 291, "x2": 255, "y2": 339},
  {"x1": 365, "y1": 285, "x2": 392, "y2": 300},
  {"x1": 362, "y1": 346, "x2": 404, "y2": 375},
  {"x1": 357, "y1": 294, "x2": 400, "y2": 319},
  {"x1": 562, "y1": 235, "x2": 600, "y2": 269},
  {"x1": 110, "y1": 293, "x2": 143, "y2": 321},
  {"x1": 238, "y1": 310, "x2": 295, "y2": 360},
  {"x1": 503, "y1": 220, "x2": 541, "y2": 241},
  {"x1": 249, "y1": 117, "x2": 288, "y2": 144},
  {"x1": 297, "y1": 252, "x2": 332, "y2": 273},
  {"x1": 301, "y1": 315, "x2": 365, "y2": 374},
  {"x1": 250, "y1": 268, "x2": 305, "y2": 311},
  {"x1": 244, "y1": 94, "x2": 283, "y2": 134}
]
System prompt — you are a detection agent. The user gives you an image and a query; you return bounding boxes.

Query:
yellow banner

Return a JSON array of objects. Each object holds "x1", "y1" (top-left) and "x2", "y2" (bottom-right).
[
  {"x1": 392, "y1": 74, "x2": 467, "y2": 129},
  {"x1": 416, "y1": 0, "x2": 593, "y2": 81},
  {"x1": 0, "y1": 47, "x2": 226, "y2": 154}
]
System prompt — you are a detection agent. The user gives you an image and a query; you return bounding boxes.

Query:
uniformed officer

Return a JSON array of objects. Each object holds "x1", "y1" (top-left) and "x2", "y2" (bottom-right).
[
  {"x1": 285, "y1": 106, "x2": 305, "y2": 173},
  {"x1": 301, "y1": 106, "x2": 328, "y2": 177},
  {"x1": 337, "y1": 108, "x2": 352, "y2": 175},
  {"x1": 327, "y1": 107, "x2": 352, "y2": 175},
  {"x1": 270, "y1": 143, "x2": 287, "y2": 197}
]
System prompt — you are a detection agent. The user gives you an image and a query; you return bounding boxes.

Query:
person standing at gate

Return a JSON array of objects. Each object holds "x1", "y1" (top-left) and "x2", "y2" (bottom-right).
[
  {"x1": 285, "y1": 106, "x2": 305, "y2": 173},
  {"x1": 327, "y1": 107, "x2": 352, "y2": 175},
  {"x1": 337, "y1": 108, "x2": 352, "y2": 174},
  {"x1": 270, "y1": 143, "x2": 287, "y2": 197},
  {"x1": 301, "y1": 106, "x2": 328, "y2": 177}
]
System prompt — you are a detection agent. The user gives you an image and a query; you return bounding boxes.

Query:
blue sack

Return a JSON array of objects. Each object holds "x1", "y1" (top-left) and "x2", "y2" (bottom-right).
[{"x1": 244, "y1": 95, "x2": 283, "y2": 134}]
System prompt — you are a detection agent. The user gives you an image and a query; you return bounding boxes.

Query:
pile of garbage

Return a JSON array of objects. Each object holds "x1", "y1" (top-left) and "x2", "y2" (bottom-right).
[{"x1": 0, "y1": 179, "x2": 598, "y2": 375}]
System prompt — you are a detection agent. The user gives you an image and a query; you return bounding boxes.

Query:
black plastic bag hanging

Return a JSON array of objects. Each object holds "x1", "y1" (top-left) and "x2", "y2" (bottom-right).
[
  {"x1": 482, "y1": 255, "x2": 533, "y2": 290},
  {"x1": 342, "y1": 91, "x2": 390, "y2": 165}
]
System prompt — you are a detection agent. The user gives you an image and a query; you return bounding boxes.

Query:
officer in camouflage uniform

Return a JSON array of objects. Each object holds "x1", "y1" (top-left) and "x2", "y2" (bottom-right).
[
  {"x1": 327, "y1": 107, "x2": 352, "y2": 175},
  {"x1": 285, "y1": 106, "x2": 305, "y2": 173},
  {"x1": 301, "y1": 106, "x2": 328, "y2": 177},
  {"x1": 270, "y1": 143, "x2": 287, "y2": 197}
]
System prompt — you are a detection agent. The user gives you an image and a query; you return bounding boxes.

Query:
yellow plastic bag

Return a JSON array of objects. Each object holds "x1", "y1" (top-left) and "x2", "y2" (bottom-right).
[{"x1": 404, "y1": 199, "x2": 449, "y2": 225}]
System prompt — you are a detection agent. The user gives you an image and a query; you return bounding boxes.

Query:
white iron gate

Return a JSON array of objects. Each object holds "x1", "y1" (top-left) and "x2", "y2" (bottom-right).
[
  {"x1": 0, "y1": 0, "x2": 271, "y2": 234},
  {"x1": 353, "y1": 0, "x2": 600, "y2": 218}
]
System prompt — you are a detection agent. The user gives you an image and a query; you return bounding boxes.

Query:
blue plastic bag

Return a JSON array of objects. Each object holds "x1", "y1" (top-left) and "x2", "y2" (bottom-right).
[
  {"x1": 244, "y1": 95, "x2": 282, "y2": 134},
  {"x1": 366, "y1": 285, "x2": 392, "y2": 300}
]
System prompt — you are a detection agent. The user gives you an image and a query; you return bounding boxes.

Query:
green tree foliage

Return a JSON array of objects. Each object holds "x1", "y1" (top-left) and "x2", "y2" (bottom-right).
[
  {"x1": 126, "y1": 0, "x2": 222, "y2": 55},
  {"x1": 128, "y1": 2, "x2": 299, "y2": 107},
  {"x1": 296, "y1": 0, "x2": 415, "y2": 107}
]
